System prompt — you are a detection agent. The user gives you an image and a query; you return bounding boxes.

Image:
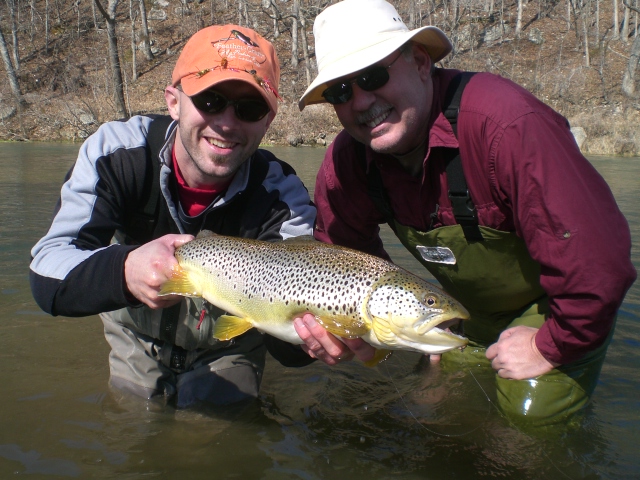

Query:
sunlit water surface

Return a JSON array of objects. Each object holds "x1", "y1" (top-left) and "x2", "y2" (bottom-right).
[{"x1": 0, "y1": 143, "x2": 637, "y2": 479}]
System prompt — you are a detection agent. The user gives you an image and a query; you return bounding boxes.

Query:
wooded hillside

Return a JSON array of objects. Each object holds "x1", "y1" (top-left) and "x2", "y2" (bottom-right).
[{"x1": 0, "y1": 0, "x2": 639, "y2": 155}]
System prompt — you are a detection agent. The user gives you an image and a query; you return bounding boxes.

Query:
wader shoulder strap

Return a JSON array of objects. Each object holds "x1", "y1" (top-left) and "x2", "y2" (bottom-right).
[
  {"x1": 121, "y1": 115, "x2": 174, "y2": 244},
  {"x1": 357, "y1": 141, "x2": 397, "y2": 233},
  {"x1": 442, "y1": 72, "x2": 483, "y2": 242},
  {"x1": 139, "y1": 115, "x2": 174, "y2": 228}
]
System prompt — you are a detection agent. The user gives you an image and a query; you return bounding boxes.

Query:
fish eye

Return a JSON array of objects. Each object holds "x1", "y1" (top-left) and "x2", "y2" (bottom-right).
[{"x1": 424, "y1": 295, "x2": 438, "y2": 307}]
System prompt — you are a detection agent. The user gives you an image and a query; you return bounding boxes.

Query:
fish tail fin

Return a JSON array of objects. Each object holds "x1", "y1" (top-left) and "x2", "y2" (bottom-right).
[
  {"x1": 213, "y1": 315, "x2": 254, "y2": 341},
  {"x1": 158, "y1": 267, "x2": 200, "y2": 297},
  {"x1": 363, "y1": 349, "x2": 393, "y2": 367}
]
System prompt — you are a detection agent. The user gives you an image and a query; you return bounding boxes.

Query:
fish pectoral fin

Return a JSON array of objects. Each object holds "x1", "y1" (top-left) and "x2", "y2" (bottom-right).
[
  {"x1": 369, "y1": 315, "x2": 397, "y2": 345},
  {"x1": 158, "y1": 267, "x2": 200, "y2": 297},
  {"x1": 213, "y1": 315, "x2": 254, "y2": 341},
  {"x1": 315, "y1": 315, "x2": 370, "y2": 339},
  {"x1": 363, "y1": 349, "x2": 393, "y2": 367}
]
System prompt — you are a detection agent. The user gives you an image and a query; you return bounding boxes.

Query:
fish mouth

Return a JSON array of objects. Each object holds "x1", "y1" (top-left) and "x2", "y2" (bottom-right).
[
  {"x1": 414, "y1": 310, "x2": 469, "y2": 336},
  {"x1": 422, "y1": 326, "x2": 468, "y2": 346},
  {"x1": 412, "y1": 309, "x2": 470, "y2": 349},
  {"x1": 408, "y1": 327, "x2": 468, "y2": 354}
]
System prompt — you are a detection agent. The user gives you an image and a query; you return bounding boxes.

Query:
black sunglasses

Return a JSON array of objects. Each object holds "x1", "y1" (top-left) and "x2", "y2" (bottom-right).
[
  {"x1": 322, "y1": 51, "x2": 404, "y2": 105},
  {"x1": 187, "y1": 89, "x2": 270, "y2": 123}
]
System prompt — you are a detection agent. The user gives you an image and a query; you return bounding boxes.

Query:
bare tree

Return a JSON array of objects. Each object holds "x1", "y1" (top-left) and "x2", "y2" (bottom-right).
[
  {"x1": 45, "y1": 0, "x2": 50, "y2": 54},
  {"x1": 622, "y1": 0, "x2": 640, "y2": 95},
  {"x1": 29, "y1": 0, "x2": 37, "y2": 44},
  {"x1": 93, "y1": 0, "x2": 128, "y2": 117},
  {"x1": 137, "y1": 0, "x2": 154, "y2": 61},
  {"x1": 0, "y1": 19, "x2": 24, "y2": 104},
  {"x1": 516, "y1": 0, "x2": 524, "y2": 37},
  {"x1": 130, "y1": 0, "x2": 138, "y2": 82},
  {"x1": 4, "y1": 0, "x2": 20, "y2": 71},
  {"x1": 237, "y1": 0, "x2": 249, "y2": 26},
  {"x1": 262, "y1": 0, "x2": 280, "y2": 38},
  {"x1": 291, "y1": 0, "x2": 299, "y2": 68},
  {"x1": 622, "y1": 1, "x2": 631, "y2": 40},
  {"x1": 299, "y1": 3, "x2": 311, "y2": 86},
  {"x1": 91, "y1": 0, "x2": 99, "y2": 30},
  {"x1": 567, "y1": 0, "x2": 590, "y2": 65},
  {"x1": 613, "y1": 0, "x2": 619, "y2": 39}
]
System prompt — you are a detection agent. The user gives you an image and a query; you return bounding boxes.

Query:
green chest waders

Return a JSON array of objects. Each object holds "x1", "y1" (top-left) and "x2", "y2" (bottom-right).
[{"x1": 390, "y1": 220, "x2": 611, "y2": 426}]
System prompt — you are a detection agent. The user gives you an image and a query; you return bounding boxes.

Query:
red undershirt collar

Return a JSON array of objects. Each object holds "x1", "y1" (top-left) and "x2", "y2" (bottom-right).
[{"x1": 172, "y1": 146, "x2": 232, "y2": 217}]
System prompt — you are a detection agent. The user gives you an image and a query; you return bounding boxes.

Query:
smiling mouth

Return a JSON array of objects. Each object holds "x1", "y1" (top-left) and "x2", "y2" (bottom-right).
[
  {"x1": 206, "y1": 137, "x2": 235, "y2": 149},
  {"x1": 357, "y1": 104, "x2": 392, "y2": 129}
]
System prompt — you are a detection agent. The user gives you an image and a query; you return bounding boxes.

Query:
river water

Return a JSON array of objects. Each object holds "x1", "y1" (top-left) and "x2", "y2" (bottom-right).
[{"x1": 0, "y1": 143, "x2": 638, "y2": 479}]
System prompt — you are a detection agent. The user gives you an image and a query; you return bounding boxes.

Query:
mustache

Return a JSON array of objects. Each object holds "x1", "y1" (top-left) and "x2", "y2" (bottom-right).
[{"x1": 355, "y1": 103, "x2": 392, "y2": 125}]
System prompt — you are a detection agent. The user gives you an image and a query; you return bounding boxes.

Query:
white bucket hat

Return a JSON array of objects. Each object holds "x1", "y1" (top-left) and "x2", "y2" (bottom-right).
[{"x1": 298, "y1": 0, "x2": 452, "y2": 110}]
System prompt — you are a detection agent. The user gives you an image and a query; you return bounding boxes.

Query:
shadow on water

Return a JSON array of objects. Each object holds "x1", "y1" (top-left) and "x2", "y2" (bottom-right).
[{"x1": 0, "y1": 144, "x2": 638, "y2": 478}]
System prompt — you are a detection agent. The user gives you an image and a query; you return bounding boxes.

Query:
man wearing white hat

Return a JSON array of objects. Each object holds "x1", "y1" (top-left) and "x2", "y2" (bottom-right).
[{"x1": 294, "y1": 0, "x2": 636, "y2": 424}]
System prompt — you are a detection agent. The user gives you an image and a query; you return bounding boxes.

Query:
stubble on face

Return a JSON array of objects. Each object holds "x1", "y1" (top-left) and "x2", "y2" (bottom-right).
[{"x1": 168, "y1": 82, "x2": 273, "y2": 189}]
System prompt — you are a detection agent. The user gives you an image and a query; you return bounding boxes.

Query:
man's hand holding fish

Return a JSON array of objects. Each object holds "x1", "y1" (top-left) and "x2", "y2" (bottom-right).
[
  {"x1": 294, "y1": 314, "x2": 376, "y2": 366},
  {"x1": 124, "y1": 234, "x2": 194, "y2": 309}
]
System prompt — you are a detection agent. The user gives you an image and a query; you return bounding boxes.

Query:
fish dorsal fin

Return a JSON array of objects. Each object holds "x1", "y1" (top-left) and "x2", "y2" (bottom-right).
[
  {"x1": 282, "y1": 235, "x2": 318, "y2": 245},
  {"x1": 196, "y1": 229, "x2": 217, "y2": 239}
]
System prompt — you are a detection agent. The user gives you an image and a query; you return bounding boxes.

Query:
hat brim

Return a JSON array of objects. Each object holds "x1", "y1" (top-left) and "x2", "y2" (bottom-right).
[
  {"x1": 180, "y1": 70, "x2": 278, "y2": 115},
  {"x1": 298, "y1": 26, "x2": 451, "y2": 110}
]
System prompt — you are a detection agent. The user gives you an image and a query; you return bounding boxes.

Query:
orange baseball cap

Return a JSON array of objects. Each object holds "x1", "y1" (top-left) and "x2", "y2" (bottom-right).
[{"x1": 172, "y1": 25, "x2": 281, "y2": 114}]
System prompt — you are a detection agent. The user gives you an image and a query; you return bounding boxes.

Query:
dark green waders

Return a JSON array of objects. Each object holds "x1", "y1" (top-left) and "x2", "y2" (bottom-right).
[{"x1": 394, "y1": 222, "x2": 612, "y2": 426}]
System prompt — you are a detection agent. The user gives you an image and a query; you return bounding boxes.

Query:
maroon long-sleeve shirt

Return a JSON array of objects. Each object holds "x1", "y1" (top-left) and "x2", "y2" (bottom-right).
[{"x1": 313, "y1": 69, "x2": 636, "y2": 365}]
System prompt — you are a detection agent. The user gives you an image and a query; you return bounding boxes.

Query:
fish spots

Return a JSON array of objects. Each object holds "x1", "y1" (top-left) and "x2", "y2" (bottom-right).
[{"x1": 176, "y1": 234, "x2": 436, "y2": 328}]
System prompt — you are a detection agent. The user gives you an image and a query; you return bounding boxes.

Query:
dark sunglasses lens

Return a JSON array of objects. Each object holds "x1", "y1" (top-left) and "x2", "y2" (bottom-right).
[
  {"x1": 322, "y1": 65, "x2": 390, "y2": 104},
  {"x1": 357, "y1": 67, "x2": 389, "y2": 91},
  {"x1": 235, "y1": 100, "x2": 270, "y2": 122},
  {"x1": 322, "y1": 82, "x2": 353, "y2": 105},
  {"x1": 191, "y1": 91, "x2": 269, "y2": 122},
  {"x1": 191, "y1": 91, "x2": 227, "y2": 114}
]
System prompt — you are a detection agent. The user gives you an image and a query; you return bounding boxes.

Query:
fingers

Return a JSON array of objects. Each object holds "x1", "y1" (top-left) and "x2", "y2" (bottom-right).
[
  {"x1": 485, "y1": 326, "x2": 556, "y2": 380},
  {"x1": 172, "y1": 234, "x2": 195, "y2": 249},
  {"x1": 486, "y1": 343, "x2": 497, "y2": 360},
  {"x1": 124, "y1": 234, "x2": 194, "y2": 308},
  {"x1": 341, "y1": 337, "x2": 377, "y2": 363},
  {"x1": 294, "y1": 314, "x2": 361, "y2": 366}
]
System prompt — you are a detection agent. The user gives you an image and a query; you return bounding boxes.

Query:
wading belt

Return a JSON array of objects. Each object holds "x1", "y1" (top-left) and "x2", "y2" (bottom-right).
[{"x1": 362, "y1": 71, "x2": 483, "y2": 243}]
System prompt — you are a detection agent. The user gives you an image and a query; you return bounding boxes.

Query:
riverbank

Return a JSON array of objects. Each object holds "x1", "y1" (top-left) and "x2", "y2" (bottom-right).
[
  {"x1": 3, "y1": 92, "x2": 638, "y2": 157},
  {"x1": 0, "y1": 1, "x2": 638, "y2": 156}
]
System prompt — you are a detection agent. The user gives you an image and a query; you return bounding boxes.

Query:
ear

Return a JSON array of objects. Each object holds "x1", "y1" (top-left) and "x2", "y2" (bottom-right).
[
  {"x1": 263, "y1": 110, "x2": 276, "y2": 130},
  {"x1": 165, "y1": 85, "x2": 181, "y2": 121},
  {"x1": 411, "y1": 43, "x2": 433, "y2": 82}
]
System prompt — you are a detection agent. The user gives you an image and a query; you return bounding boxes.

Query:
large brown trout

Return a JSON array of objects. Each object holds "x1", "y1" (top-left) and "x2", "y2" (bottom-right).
[{"x1": 159, "y1": 232, "x2": 469, "y2": 361}]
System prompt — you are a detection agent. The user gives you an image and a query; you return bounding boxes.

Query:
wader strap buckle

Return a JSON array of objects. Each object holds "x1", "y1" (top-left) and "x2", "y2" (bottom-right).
[
  {"x1": 449, "y1": 189, "x2": 483, "y2": 242},
  {"x1": 169, "y1": 345, "x2": 188, "y2": 371}
]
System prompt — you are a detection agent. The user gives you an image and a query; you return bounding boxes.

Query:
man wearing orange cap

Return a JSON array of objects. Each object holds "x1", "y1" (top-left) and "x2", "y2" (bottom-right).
[
  {"x1": 30, "y1": 25, "x2": 317, "y2": 408},
  {"x1": 294, "y1": 0, "x2": 636, "y2": 425}
]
